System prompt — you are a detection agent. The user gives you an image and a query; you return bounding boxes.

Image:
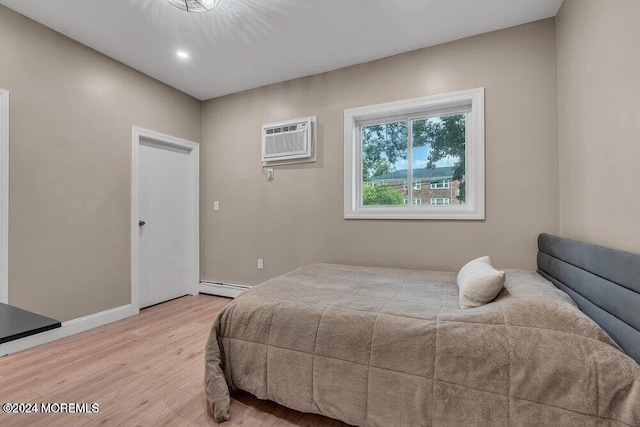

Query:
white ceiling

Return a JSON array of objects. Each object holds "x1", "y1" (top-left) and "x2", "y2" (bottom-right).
[{"x1": 0, "y1": 0, "x2": 563, "y2": 101}]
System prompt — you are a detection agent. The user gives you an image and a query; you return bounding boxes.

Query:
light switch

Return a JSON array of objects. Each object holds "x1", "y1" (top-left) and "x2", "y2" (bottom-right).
[{"x1": 214, "y1": 201, "x2": 220, "y2": 211}]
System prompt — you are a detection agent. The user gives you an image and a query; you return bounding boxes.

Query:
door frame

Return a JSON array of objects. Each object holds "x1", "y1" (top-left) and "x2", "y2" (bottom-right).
[
  {"x1": 131, "y1": 126, "x2": 199, "y2": 311},
  {"x1": 0, "y1": 90, "x2": 8, "y2": 304}
]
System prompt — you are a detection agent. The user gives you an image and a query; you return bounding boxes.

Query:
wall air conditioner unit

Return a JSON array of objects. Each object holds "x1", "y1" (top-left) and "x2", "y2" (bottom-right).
[{"x1": 262, "y1": 116, "x2": 316, "y2": 166}]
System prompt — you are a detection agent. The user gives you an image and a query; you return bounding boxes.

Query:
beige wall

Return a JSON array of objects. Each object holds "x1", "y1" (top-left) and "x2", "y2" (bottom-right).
[
  {"x1": 0, "y1": 9, "x2": 564, "y2": 321},
  {"x1": 556, "y1": 0, "x2": 640, "y2": 254},
  {"x1": 3, "y1": 0, "x2": 636, "y2": 325},
  {"x1": 201, "y1": 19, "x2": 559, "y2": 286},
  {"x1": 0, "y1": 6, "x2": 201, "y2": 322}
]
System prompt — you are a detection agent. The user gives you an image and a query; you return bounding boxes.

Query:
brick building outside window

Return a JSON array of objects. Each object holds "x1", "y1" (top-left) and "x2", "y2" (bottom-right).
[{"x1": 369, "y1": 166, "x2": 462, "y2": 205}]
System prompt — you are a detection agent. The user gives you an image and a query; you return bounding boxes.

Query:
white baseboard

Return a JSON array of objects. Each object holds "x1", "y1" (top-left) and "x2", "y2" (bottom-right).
[
  {"x1": 0, "y1": 304, "x2": 138, "y2": 357},
  {"x1": 199, "y1": 281, "x2": 250, "y2": 298}
]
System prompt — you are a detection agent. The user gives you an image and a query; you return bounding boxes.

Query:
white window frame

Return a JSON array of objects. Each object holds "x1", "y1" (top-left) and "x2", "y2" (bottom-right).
[
  {"x1": 344, "y1": 88, "x2": 485, "y2": 220},
  {"x1": 430, "y1": 198, "x2": 450, "y2": 205},
  {"x1": 430, "y1": 179, "x2": 450, "y2": 190},
  {"x1": 412, "y1": 198, "x2": 422, "y2": 205},
  {"x1": 413, "y1": 181, "x2": 422, "y2": 190}
]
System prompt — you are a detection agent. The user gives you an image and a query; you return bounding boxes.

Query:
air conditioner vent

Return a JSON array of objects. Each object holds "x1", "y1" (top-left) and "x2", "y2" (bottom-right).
[
  {"x1": 266, "y1": 124, "x2": 300, "y2": 134},
  {"x1": 262, "y1": 116, "x2": 316, "y2": 166}
]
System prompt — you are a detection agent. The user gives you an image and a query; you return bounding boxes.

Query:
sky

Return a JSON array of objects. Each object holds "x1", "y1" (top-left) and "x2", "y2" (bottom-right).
[{"x1": 394, "y1": 145, "x2": 459, "y2": 170}]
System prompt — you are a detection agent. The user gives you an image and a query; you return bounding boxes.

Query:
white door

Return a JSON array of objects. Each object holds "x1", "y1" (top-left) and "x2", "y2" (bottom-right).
[
  {"x1": 0, "y1": 90, "x2": 8, "y2": 304},
  {"x1": 138, "y1": 139, "x2": 191, "y2": 308}
]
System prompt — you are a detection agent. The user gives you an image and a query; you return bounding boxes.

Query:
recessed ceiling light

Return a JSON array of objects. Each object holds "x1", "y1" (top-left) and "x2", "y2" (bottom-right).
[{"x1": 176, "y1": 50, "x2": 189, "y2": 59}]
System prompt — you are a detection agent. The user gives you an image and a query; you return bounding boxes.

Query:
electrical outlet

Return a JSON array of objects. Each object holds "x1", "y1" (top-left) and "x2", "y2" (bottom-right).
[{"x1": 257, "y1": 259, "x2": 264, "y2": 270}]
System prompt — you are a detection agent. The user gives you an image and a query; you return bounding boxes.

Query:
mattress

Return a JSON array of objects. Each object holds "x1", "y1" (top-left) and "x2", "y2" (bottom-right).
[{"x1": 205, "y1": 263, "x2": 640, "y2": 426}]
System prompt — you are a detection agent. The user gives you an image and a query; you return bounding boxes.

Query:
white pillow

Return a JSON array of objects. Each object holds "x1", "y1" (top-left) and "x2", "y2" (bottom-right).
[{"x1": 457, "y1": 256, "x2": 506, "y2": 309}]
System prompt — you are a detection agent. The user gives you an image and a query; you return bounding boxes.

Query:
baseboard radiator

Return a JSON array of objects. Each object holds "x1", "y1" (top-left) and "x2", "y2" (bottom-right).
[{"x1": 199, "y1": 281, "x2": 251, "y2": 298}]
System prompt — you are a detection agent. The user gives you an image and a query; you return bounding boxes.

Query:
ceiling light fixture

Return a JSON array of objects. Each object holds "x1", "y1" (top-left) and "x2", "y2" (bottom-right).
[
  {"x1": 176, "y1": 50, "x2": 190, "y2": 59},
  {"x1": 165, "y1": 0, "x2": 221, "y2": 13}
]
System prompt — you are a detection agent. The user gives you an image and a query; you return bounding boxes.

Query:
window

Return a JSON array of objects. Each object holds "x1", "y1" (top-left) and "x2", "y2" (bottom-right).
[
  {"x1": 430, "y1": 198, "x2": 450, "y2": 205},
  {"x1": 344, "y1": 88, "x2": 485, "y2": 219},
  {"x1": 430, "y1": 180, "x2": 450, "y2": 190}
]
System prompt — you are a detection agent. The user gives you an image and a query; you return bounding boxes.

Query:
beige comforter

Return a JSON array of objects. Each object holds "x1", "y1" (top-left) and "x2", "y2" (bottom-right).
[{"x1": 205, "y1": 264, "x2": 640, "y2": 426}]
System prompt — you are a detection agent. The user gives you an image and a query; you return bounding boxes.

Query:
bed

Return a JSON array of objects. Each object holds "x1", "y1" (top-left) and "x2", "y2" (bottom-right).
[{"x1": 205, "y1": 234, "x2": 640, "y2": 426}]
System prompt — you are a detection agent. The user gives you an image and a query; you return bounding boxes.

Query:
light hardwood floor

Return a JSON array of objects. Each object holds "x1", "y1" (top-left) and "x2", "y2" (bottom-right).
[{"x1": 0, "y1": 295, "x2": 348, "y2": 426}]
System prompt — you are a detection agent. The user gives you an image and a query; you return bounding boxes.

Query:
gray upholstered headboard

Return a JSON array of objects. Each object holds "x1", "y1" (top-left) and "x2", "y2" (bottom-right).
[{"x1": 537, "y1": 233, "x2": 640, "y2": 365}]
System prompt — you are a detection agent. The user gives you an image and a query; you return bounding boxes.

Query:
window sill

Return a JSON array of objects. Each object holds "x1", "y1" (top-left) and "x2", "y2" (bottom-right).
[{"x1": 344, "y1": 206, "x2": 485, "y2": 220}]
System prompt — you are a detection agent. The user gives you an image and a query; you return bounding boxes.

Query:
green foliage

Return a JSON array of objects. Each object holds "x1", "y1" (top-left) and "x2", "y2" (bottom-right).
[
  {"x1": 362, "y1": 184, "x2": 404, "y2": 206},
  {"x1": 361, "y1": 114, "x2": 466, "y2": 202},
  {"x1": 361, "y1": 123, "x2": 407, "y2": 181},
  {"x1": 415, "y1": 114, "x2": 466, "y2": 202}
]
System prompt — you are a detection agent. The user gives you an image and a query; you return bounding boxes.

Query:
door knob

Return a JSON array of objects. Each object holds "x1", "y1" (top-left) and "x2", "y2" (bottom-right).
[{"x1": 139, "y1": 220, "x2": 146, "y2": 227}]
